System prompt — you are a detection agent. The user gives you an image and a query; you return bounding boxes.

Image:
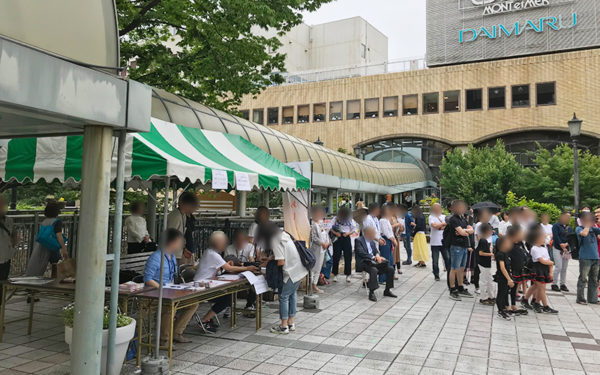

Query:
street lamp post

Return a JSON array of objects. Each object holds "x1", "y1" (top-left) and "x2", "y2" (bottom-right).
[{"x1": 568, "y1": 113, "x2": 583, "y2": 214}]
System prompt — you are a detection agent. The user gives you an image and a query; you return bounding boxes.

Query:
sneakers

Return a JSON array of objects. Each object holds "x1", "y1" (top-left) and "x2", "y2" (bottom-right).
[
  {"x1": 288, "y1": 323, "x2": 296, "y2": 332},
  {"x1": 497, "y1": 310, "x2": 512, "y2": 321},
  {"x1": 449, "y1": 290, "x2": 462, "y2": 301},
  {"x1": 551, "y1": 284, "x2": 560, "y2": 292},
  {"x1": 533, "y1": 303, "x2": 543, "y2": 313},
  {"x1": 458, "y1": 289, "x2": 474, "y2": 298},
  {"x1": 333, "y1": 275, "x2": 338, "y2": 282},
  {"x1": 270, "y1": 325, "x2": 289, "y2": 334},
  {"x1": 346, "y1": 275, "x2": 351, "y2": 283},
  {"x1": 514, "y1": 309, "x2": 529, "y2": 316},
  {"x1": 200, "y1": 320, "x2": 218, "y2": 334},
  {"x1": 521, "y1": 299, "x2": 532, "y2": 310},
  {"x1": 223, "y1": 307, "x2": 231, "y2": 319},
  {"x1": 577, "y1": 299, "x2": 588, "y2": 305},
  {"x1": 479, "y1": 299, "x2": 494, "y2": 306},
  {"x1": 560, "y1": 284, "x2": 569, "y2": 292},
  {"x1": 475, "y1": 288, "x2": 481, "y2": 295},
  {"x1": 542, "y1": 306, "x2": 558, "y2": 314},
  {"x1": 434, "y1": 276, "x2": 440, "y2": 281}
]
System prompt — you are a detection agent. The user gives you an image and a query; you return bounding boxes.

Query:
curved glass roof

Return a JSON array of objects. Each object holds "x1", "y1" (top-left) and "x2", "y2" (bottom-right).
[{"x1": 151, "y1": 88, "x2": 429, "y2": 189}]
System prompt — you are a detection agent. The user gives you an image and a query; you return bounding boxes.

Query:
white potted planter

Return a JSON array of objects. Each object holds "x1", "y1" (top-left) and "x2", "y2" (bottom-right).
[{"x1": 64, "y1": 305, "x2": 136, "y2": 375}]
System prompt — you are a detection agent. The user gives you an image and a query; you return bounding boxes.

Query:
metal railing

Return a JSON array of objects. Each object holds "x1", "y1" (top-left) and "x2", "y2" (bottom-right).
[{"x1": 275, "y1": 57, "x2": 427, "y2": 86}]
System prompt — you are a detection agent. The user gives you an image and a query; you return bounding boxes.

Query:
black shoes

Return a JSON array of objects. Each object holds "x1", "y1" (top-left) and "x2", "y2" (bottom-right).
[
  {"x1": 384, "y1": 289, "x2": 397, "y2": 298},
  {"x1": 402, "y1": 260, "x2": 412, "y2": 265},
  {"x1": 434, "y1": 276, "x2": 440, "y2": 281},
  {"x1": 551, "y1": 284, "x2": 560, "y2": 292},
  {"x1": 577, "y1": 299, "x2": 588, "y2": 305},
  {"x1": 449, "y1": 290, "x2": 461, "y2": 301},
  {"x1": 458, "y1": 289, "x2": 474, "y2": 298},
  {"x1": 498, "y1": 310, "x2": 512, "y2": 320},
  {"x1": 543, "y1": 306, "x2": 558, "y2": 314},
  {"x1": 560, "y1": 284, "x2": 569, "y2": 292},
  {"x1": 368, "y1": 292, "x2": 377, "y2": 302},
  {"x1": 521, "y1": 299, "x2": 532, "y2": 310}
]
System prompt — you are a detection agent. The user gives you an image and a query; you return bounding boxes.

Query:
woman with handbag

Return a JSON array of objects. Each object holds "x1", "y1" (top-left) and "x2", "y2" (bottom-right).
[
  {"x1": 26, "y1": 201, "x2": 67, "y2": 277},
  {"x1": 379, "y1": 204, "x2": 398, "y2": 282}
]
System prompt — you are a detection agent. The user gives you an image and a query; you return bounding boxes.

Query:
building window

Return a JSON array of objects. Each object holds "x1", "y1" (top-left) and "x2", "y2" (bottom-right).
[
  {"x1": 298, "y1": 105, "x2": 309, "y2": 123},
  {"x1": 402, "y1": 94, "x2": 418, "y2": 115},
  {"x1": 240, "y1": 110, "x2": 249, "y2": 120},
  {"x1": 313, "y1": 103, "x2": 326, "y2": 122},
  {"x1": 488, "y1": 87, "x2": 506, "y2": 109},
  {"x1": 443, "y1": 90, "x2": 460, "y2": 112},
  {"x1": 329, "y1": 101, "x2": 343, "y2": 121},
  {"x1": 423, "y1": 93, "x2": 439, "y2": 114},
  {"x1": 511, "y1": 85, "x2": 530, "y2": 107},
  {"x1": 252, "y1": 109, "x2": 264, "y2": 124},
  {"x1": 537, "y1": 82, "x2": 556, "y2": 106},
  {"x1": 466, "y1": 89, "x2": 482, "y2": 110},
  {"x1": 282, "y1": 106, "x2": 294, "y2": 124},
  {"x1": 267, "y1": 107, "x2": 278, "y2": 125},
  {"x1": 383, "y1": 96, "x2": 398, "y2": 117},
  {"x1": 360, "y1": 43, "x2": 366, "y2": 58},
  {"x1": 347, "y1": 100, "x2": 361, "y2": 120},
  {"x1": 365, "y1": 98, "x2": 379, "y2": 118}
]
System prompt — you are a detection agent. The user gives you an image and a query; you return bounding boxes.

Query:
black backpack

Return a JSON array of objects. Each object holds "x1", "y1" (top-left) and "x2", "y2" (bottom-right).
[
  {"x1": 286, "y1": 232, "x2": 316, "y2": 271},
  {"x1": 441, "y1": 215, "x2": 454, "y2": 251},
  {"x1": 567, "y1": 232, "x2": 580, "y2": 260}
]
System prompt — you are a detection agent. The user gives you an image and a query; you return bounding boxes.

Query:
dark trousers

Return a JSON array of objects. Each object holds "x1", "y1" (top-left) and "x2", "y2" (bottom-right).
[
  {"x1": 210, "y1": 295, "x2": 231, "y2": 314},
  {"x1": 497, "y1": 277, "x2": 517, "y2": 310},
  {"x1": 403, "y1": 235, "x2": 412, "y2": 262},
  {"x1": 431, "y1": 246, "x2": 450, "y2": 278},
  {"x1": 127, "y1": 242, "x2": 146, "y2": 254},
  {"x1": 332, "y1": 236, "x2": 352, "y2": 276},
  {"x1": 363, "y1": 261, "x2": 394, "y2": 292},
  {"x1": 246, "y1": 288, "x2": 256, "y2": 308},
  {"x1": 0, "y1": 260, "x2": 9, "y2": 305}
]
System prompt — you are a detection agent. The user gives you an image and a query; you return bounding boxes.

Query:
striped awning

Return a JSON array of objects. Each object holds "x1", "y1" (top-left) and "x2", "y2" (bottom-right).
[{"x1": 0, "y1": 118, "x2": 310, "y2": 191}]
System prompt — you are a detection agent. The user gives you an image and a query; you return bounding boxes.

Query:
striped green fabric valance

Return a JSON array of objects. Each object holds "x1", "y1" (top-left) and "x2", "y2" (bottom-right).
[{"x1": 0, "y1": 118, "x2": 310, "y2": 191}]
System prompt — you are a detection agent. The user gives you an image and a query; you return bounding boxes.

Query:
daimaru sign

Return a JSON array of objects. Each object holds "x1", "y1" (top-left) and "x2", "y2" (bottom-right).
[{"x1": 426, "y1": 0, "x2": 600, "y2": 66}]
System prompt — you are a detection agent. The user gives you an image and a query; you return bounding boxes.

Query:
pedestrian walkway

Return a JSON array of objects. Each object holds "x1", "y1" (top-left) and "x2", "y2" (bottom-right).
[{"x1": 0, "y1": 258, "x2": 599, "y2": 374}]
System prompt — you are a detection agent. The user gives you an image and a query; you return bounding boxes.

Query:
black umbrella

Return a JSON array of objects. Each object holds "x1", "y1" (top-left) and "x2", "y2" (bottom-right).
[{"x1": 471, "y1": 201, "x2": 501, "y2": 213}]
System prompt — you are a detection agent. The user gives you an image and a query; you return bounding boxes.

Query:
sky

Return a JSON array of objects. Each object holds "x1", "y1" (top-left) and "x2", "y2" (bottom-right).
[{"x1": 302, "y1": 0, "x2": 426, "y2": 61}]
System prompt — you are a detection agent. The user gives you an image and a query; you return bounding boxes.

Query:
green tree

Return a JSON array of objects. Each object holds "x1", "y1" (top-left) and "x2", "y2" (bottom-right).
[
  {"x1": 439, "y1": 140, "x2": 523, "y2": 204},
  {"x1": 117, "y1": 0, "x2": 333, "y2": 111},
  {"x1": 520, "y1": 144, "x2": 600, "y2": 208}
]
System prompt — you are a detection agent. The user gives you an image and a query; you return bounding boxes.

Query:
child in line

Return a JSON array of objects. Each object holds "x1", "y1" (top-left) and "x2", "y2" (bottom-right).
[
  {"x1": 477, "y1": 223, "x2": 496, "y2": 305},
  {"x1": 507, "y1": 225, "x2": 532, "y2": 312},
  {"x1": 525, "y1": 225, "x2": 558, "y2": 314},
  {"x1": 495, "y1": 236, "x2": 515, "y2": 320}
]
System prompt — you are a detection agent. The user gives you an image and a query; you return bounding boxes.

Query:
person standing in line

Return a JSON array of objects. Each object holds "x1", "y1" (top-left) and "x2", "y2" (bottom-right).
[
  {"x1": 447, "y1": 200, "x2": 475, "y2": 301},
  {"x1": 488, "y1": 210, "x2": 500, "y2": 235},
  {"x1": 495, "y1": 236, "x2": 515, "y2": 320},
  {"x1": 551, "y1": 211, "x2": 572, "y2": 292},
  {"x1": 362, "y1": 203, "x2": 386, "y2": 249},
  {"x1": 400, "y1": 204, "x2": 414, "y2": 266},
  {"x1": 0, "y1": 196, "x2": 15, "y2": 306},
  {"x1": 523, "y1": 225, "x2": 558, "y2": 313},
  {"x1": 429, "y1": 203, "x2": 447, "y2": 281},
  {"x1": 125, "y1": 201, "x2": 151, "y2": 254},
  {"x1": 330, "y1": 206, "x2": 358, "y2": 283},
  {"x1": 379, "y1": 204, "x2": 399, "y2": 282},
  {"x1": 540, "y1": 213, "x2": 553, "y2": 247},
  {"x1": 309, "y1": 206, "x2": 329, "y2": 294},
  {"x1": 391, "y1": 203, "x2": 405, "y2": 275},
  {"x1": 411, "y1": 205, "x2": 429, "y2": 268},
  {"x1": 476, "y1": 223, "x2": 495, "y2": 305},
  {"x1": 498, "y1": 211, "x2": 511, "y2": 237},
  {"x1": 166, "y1": 191, "x2": 198, "y2": 265},
  {"x1": 575, "y1": 212, "x2": 600, "y2": 305}
]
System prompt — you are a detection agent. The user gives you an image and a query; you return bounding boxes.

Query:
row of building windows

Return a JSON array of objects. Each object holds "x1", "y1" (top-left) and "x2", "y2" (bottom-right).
[{"x1": 241, "y1": 82, "x2": 556, "y2": 125}]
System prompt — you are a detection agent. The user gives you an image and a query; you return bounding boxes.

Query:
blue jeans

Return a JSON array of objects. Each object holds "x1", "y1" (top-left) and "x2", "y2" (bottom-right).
[
  {"x1": 279, "y1": 279, "x2": 300, "y2": 320},
  {"x1": 577, "y1": 259, "x2": 599, "y2": 303},
  {"x1": 450, "y1": 246, "x2": 468, "y2": 270},
  {"x1": 403, "y1": 235, "x2": 412, "y2": 262},
  {"x1": 431, "y1": 245, "x2": 450, "y2": 278}
]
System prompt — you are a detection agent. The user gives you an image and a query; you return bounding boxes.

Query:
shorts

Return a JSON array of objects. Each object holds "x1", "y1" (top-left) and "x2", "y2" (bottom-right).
[{"x1": 450, "y1": 246, "x2": 468, "y2": 270}]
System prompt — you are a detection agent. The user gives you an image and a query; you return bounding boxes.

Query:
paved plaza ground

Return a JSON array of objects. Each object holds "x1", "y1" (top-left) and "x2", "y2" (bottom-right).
[{"x1": 2, "y1": 255, "x2": 600, "y2": 375}]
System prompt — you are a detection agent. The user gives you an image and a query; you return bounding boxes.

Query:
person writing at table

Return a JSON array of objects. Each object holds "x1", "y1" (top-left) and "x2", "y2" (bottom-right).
[
  {"x1": 143, "y1": 228, "x2": 198, "y2": 345},
  {"x1": 194, "y1": 231, "x2": 258, "y2": 333}
]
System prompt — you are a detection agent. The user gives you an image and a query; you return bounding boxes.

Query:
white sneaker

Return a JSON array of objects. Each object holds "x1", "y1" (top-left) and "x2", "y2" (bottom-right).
[
  {"x1": 346, "y1": 275, "x2": 351, "y2": 283},
  {"x1": 475, "y1": 289, "x2": 481, "y2": 295},
  {"x1": 270, "y1": 325, "x2": 289, "y2": 334},
  {"x1": 288, "y1": 323, "x2": 296, "y2": 332},
  {"x1": 333, "y1": 275, "x2": 338, "y2": 282}
]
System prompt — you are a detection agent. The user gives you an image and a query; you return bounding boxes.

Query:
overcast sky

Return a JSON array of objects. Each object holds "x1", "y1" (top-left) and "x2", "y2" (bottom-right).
[{"x1": 302, "y1": 0, "x2": 426, "y2": 61}]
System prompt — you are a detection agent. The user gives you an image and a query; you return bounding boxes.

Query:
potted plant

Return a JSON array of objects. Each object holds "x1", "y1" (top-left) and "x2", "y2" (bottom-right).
[{"x1": 63, "y1": 304, "x2": 136, "y2": 375}]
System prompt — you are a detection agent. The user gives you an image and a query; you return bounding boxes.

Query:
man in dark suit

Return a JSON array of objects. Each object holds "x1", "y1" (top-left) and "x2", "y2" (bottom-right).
[{"x1": 355, "y1": 226, "x2": 397, "y2": 301}]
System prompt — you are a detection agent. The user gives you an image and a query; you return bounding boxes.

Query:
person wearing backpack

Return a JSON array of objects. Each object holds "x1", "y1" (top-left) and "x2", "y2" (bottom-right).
[
  {"x1": 26, "y1": 201, "x2": 67, "y2": 277},
  {"x1": 270, "y1": 227, "x2": 309, "y2": 334},
  {"x1": 575, "y1": 212, "x2": 600, "y2": 305}
]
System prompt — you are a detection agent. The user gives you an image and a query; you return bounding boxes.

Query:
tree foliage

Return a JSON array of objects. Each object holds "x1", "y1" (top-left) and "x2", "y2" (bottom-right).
[
  {"x1": 520, "y1": 144, "x2": 600, "y2": 208},
  {"x1": 505, "y1": 191, "x2": 562, "y2": 222},
  {"x1": 439, "y1": 141, "x2": 523, "y2": 205},
  {"x1": 117, "y1": 0, "x2": 333, "y2": 110}
]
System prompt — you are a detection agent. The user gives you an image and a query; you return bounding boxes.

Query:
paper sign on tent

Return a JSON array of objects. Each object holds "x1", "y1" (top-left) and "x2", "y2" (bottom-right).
[
  {"x1": 211, "y1": 170, "x2": 228, "y2": 190},
  {"x1": 235, "y1": 172, "x2": 251, "y2": 191}
]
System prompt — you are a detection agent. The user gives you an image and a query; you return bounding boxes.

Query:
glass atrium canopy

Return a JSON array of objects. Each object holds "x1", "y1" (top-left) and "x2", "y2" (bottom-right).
[{"x1": 151, "y1": 88, "x2": 433, "y2": 193}]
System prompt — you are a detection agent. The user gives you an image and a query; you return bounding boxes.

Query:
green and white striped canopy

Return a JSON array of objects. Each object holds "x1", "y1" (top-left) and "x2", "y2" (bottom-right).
[{"x1": 0, "y1": 118, "x2": 310, "y2": 191}]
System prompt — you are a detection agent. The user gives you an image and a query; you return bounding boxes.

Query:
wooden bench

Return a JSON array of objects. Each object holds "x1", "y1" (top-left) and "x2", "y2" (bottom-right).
[{"x1": 106, "y1": 252, "x2": 151, "y2": 285}]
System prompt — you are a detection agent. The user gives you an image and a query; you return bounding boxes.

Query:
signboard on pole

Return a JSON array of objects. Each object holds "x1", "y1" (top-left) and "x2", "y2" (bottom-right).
[{"x1": 283, "y1": 161, "x2": 312, "y2": 243}]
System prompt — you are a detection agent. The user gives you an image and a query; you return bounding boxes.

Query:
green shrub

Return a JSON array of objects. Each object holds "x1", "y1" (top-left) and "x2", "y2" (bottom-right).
[
  {"x1": 63, "y1": 304, "x2": 132, "y2": 329},
  {"x1": 505, "y1": 191, "x2": 562, "y2": 222}
]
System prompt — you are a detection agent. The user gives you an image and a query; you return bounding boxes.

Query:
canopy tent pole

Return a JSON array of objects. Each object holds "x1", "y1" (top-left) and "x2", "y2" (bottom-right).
[
  {"x1": 262, "y1": 190, "x2": 270, "y2": 208},
  {"x1": 71, "y1": 126, "x2": 113, "y2": 374},
  {"x1": 155, "y1": 176, "x2": 170, "y2": 358},
  {"x1": 147, "y1": 186, "x2": 157, "y2": 240},
  {"x1": 236, "y1": 191, "x2": 247, "y2": 217},
  {"x1": 106, "y1": 130, "x2": 127, "y2": 374}
]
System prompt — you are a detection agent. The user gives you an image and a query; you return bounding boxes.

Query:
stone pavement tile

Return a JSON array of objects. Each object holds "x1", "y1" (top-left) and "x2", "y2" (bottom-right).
[
  {"x1": 550, "y1": 359, "x2": 584, "y2": 371},
  {"x1": 419, "y1": 367, "x2": 453, "y2": 375},
  {"x1": 364, "y1": 351, "x2": 396, "y2": 362},
  {"x1": 0, "y1": 369, "x2": 28, "y2": 375},
  {"x1": 1, "y1": 356, "x2": 30, "y2": 369},
  {"x1": 319, "y1": 362, "x2": 356, "y2": 374},
  {"x1": 385, "y1": 363, "x2": 421, "y2": 375},
  {"x1": 487, "y1": 367, "x2": 520, "y2": 375},
  {"x1": 210, "y1": 368, "x2": 245, "y2": 375},
  {"x1": 266, "y1": 356, "x2": 299, "y2": 366},
  {"x1": 423, "y1": 357, "x2": 456, "y2": 371},
  {"x1": 519, "y1": 355, "x2": 551, "y2": 367},
  {"x1": 223, "y1": 358, "x2": 261, "y2": 371},
  {"x1": 252, "y1": 362, "x2": 289, "y2": 374},
  {"x1": 327, "y1": 355, "x2": 363, "y2": 367},
  {"x1": 35, "y1": 363, "x2": 70, "y2": 375},
  {"x1": 0, "y1": 345, "x2": 34, "y2": 356},
  {"x1": 349, "y1": 366, "x2": 384, "y2": 375},
  {"x1": 488, "y1": 359, "x2": 520, "y2": 371},
  {"x1": 280, "y1": 367, "x2": 316, "y2": 375},
  {"x1": 357, "y1": 358, "x2": 390, "y2": 371},
  {"x1": 313, "y1": 344, "x2": 344, "y2": 354},
  {"x1": 279, "y1": 348, "x2": 310, "y2": 358},
  {"x1": 288, "y1": 341, "x2": 319, "y2": 351},
  {"x1": 393, "y1": 353, "x2": 426, "y2": 366},
  {"x1": 454, "y1": 355, "x2": 488, "y2": 374},
  {"x1": 339, "y1": 347, "x2": 369, "y2": 358},
  {"x1": 519, "y1": 363, "x2": 553, "y2": 375},
  {"x1": 292, "y1": 358, "x2": 327, "y2": 371},
  {"x1": 11, "y1": 361, "x2": 54, "y2": 373},
  {"x1": 179, "y1": 363, "x2": 218, "y2": 375},
  {"x1": 459, "y1": 347, "x2": 488, "y2": 358},
  {"x1": 197, "y1": 354, "x2": 235, "y2": 367},
  {"x1": 17, "y1": 349, "x2": 55, "y2": 360}
]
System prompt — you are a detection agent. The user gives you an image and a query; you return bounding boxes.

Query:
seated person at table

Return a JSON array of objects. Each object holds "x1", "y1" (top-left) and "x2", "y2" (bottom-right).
[
  {"x1": 194, "y1": 231, "x2": 258, "y2": 333},
  {"x1": 143, "y1": 228, "x2": 198, "y2": 344},
  {"x1": 224, "y1": 230, "x2": 255, "y2": 265},
  {"x1": 125, "y1": 202, "x2": 152, "y2": 254},
  {"x1": 355, "y1": 226, "x2": 397, "y2": 302}
]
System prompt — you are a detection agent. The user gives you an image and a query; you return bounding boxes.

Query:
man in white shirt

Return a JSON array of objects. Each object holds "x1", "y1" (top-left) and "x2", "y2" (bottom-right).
[
  {"x1": 355, "y1": 226, "x2": 397, "y2": 302},
  {"x1": 362, "y1": 203, "x2": 386, "y2": 247},
  {"x1": 428, "y1": 203, "x2": 447, "y2": 281},
  {"x1": 125, "y1": 202, "x2": 151, "y2": 254},
  {"x1": 224, "y1": 230, "x2": 255, "y2": 265}
]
